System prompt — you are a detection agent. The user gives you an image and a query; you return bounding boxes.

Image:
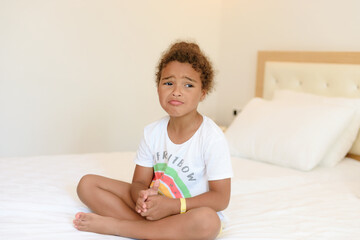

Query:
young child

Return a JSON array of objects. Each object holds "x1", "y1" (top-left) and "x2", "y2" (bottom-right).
[{"x1": 73, "y1": 41, "x2": 233, "y2": 240}]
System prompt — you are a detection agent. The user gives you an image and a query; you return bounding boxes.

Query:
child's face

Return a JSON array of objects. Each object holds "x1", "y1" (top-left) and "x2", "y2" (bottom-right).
[{"x1": 158, "y1": 61, "x2": 206, "y2": 118}]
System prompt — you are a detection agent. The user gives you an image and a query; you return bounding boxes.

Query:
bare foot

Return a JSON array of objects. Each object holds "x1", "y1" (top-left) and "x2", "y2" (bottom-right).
[{"x1": 73, "y1": 212, "x2": 122, "y2": 236}]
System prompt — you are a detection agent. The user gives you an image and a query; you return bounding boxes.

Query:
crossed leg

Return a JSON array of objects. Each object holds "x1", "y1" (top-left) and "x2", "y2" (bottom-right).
[
  {"x1": 76, "y1": 174, "x2": 142, "y2": 221},
  {"x1": 74, "y1": 174, "x2": 221, "y2": 240}
]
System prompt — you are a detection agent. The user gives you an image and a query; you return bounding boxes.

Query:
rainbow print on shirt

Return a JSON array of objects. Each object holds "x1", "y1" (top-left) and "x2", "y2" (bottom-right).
[{"x1": 150, "y1": 163, "x2": 192, "y2": 199}]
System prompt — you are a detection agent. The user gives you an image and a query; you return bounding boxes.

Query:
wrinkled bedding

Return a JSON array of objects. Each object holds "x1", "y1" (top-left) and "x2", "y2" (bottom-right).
[{"x1": 1, "y1": 152, "x2": 360, "y2": 239}]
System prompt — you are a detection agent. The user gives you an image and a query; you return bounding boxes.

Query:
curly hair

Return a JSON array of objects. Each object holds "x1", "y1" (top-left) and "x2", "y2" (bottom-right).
[{"x1": 155, "y1": 41, "x2": 214, "y2": 93}]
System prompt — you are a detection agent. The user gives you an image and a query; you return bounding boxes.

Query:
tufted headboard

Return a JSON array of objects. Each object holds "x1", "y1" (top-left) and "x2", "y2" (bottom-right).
[{"x1": 255, "y1": 51, "x2": 360, "y2": 160}]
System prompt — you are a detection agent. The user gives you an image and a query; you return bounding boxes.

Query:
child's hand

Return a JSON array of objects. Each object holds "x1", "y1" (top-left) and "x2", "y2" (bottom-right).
[
  {"x1": 140, "y1": 195, "x2": 176, "y2": 221},
  {"x1": 135, "y1": 179, "x2": 160, "y2": 214}
]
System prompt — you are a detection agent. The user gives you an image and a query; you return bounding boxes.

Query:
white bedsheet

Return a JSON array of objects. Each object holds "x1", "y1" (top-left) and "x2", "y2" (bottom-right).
[{"x1": 1, "y1": 152, "x2": 360, "y2": 239}]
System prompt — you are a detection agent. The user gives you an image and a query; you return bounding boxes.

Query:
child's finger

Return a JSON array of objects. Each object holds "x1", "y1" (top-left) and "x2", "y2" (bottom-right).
[
  {"x1": 139, "y1": 190, "x2": 147, "y2": 200},
  {"x1": 136, "y1": 198, "x2": 146, "y2": 213},
  {"x1": 151, "y1": 179, "x2": 160, "y2": 191}
]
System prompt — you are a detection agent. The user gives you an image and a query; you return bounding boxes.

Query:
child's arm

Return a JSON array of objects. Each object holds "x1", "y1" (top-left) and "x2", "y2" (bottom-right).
[
  {"x1": 130, "y1": 165, "x2": 157, "y2": 213},
  {"x1": 140, "y1": 178, "x2": 231, "y2": 220},
  {"x1": 185, "y1": 178, "x2": 231, "y2": 211}
]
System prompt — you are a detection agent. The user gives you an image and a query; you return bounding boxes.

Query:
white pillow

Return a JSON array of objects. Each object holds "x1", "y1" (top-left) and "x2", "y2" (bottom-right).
[
  {"x1": 225, "y1": 98, "x2": 356, "y2": 171},
  {"x1": 274, "y1": 90, "x2": 360, "y2": 167}
]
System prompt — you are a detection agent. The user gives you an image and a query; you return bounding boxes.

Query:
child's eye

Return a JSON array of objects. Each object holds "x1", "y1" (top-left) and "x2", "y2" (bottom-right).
[
  {"x1": 164, "y1": 82, "x2": 173, "y2": 86},
  {"x1": 185, "y1": 84, "x2": 194, "y2": 88}
]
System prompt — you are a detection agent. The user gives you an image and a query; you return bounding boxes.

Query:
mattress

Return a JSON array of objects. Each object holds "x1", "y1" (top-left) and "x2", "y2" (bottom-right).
[{"x1": 1, "y1": 152, "x2": 360, "y2": 239}]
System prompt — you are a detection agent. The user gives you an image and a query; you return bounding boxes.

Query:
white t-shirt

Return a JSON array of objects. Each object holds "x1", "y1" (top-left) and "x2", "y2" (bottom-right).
[{"x1": 134, "y1": 115, "x2": 233, "y2": 199}]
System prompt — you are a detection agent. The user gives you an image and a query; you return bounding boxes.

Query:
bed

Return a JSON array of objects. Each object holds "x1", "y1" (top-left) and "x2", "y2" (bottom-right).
[{"x1": 1, "y1": 51, "x2": 360, "y2": 240}]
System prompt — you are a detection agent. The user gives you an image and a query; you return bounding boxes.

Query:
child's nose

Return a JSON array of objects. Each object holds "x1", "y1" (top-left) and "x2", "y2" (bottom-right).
[{"x1": 172, "y1": 85, "x2": 182, "y2": 97}]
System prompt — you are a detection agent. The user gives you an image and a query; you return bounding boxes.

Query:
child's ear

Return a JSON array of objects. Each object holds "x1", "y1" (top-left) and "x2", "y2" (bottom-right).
[{"x1": 200, "y1": 90, "x2": 207, "y2": 101}]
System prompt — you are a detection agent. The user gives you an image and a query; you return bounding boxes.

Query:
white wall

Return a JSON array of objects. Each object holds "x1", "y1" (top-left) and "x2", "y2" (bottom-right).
[
  {"x1": 0, "y1": 0, "x2": 222, "y2": 157},
  {"x1": 216, "y1": 0, "x2": 360, "y2": 125},
  {"x1": 2, "y1": 0, "x2": 360, "y2": 157}
]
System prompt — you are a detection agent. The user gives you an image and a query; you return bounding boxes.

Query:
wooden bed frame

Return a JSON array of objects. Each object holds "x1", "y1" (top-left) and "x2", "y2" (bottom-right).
[{"x1": 255, "y1": 51, "x2": 360, "y2": 161}]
